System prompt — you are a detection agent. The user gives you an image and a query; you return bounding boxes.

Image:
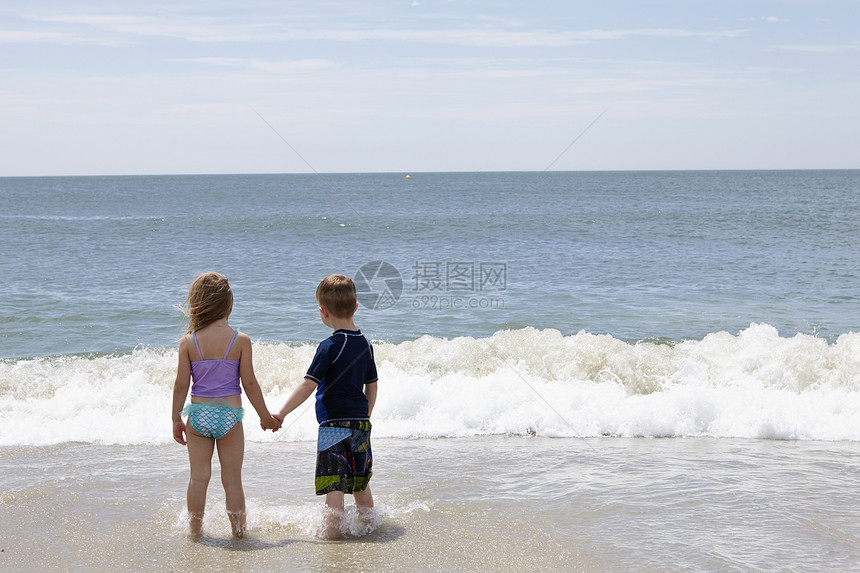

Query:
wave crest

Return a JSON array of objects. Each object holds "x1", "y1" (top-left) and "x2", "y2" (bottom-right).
[{"x1": 1, "y1": 324, "x2": 858, "y2": 445}]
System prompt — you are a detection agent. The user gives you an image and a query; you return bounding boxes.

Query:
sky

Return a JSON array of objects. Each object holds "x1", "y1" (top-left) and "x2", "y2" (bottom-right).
[{"x1": 1, "y1": 0, "x2": 858, "y2": 176}]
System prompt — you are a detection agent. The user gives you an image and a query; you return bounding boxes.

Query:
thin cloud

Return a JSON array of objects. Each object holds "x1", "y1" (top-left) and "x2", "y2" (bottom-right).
[
  {"x1": 21, "y1": 12, "x2": 748, "y2": 47},
  {"x1": 0, "y1": 28, "x2": 129, "y2": 46},
  {"x1": 247, "y1": 26, "x2": 749, "y2": 47},
  {"x1": 169, "y1": 57, "x2": 339, "y2": 72},
  {"x1": 773, "y1": 43, "x2": 860, "y2": 53},
  {"x1": 27, "y1": 13, "x2": 260, "y2": 43}
]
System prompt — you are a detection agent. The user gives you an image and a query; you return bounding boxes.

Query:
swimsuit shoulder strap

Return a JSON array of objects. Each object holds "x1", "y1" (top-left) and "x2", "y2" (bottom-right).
[
  {"x1": 223, "y1": 329, "x2": 239, "y2": 360},
  {"x1": 192, "y1": 332, "x2": 204, "y2": 361}
]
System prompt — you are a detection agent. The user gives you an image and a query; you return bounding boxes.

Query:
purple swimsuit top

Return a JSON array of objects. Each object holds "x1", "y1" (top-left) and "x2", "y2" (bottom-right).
[{"x1": 190, "y1": 329, "x2": 242, "y2": 398}]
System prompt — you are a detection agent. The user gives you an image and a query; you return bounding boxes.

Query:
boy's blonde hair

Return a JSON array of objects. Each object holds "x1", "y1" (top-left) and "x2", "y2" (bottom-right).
[
  {"x1": 183, "y1": 271, "x2": 233, "y2": 333},
  {"x1": 316, "y1": 274, "x2": 357, "y2": 319}
]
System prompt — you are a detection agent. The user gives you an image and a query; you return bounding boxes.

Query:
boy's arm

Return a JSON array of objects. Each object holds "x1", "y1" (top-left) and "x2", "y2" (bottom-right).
[
  {"x1": 364, "y1": 382, "x2": 377, "y2": 418},
  {"x1": 276, "y1": 377, "x2": 317, "y2": 421},
  {"x1": 172, "y1": 337, "x2": 192, "y2": 445}
]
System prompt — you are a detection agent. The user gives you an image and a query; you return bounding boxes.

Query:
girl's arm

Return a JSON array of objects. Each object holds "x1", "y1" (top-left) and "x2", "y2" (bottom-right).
[
  {"x1": 275, "y1": 378, "x2": 317, "y2": 421},
  {"x1": 364, "y1": 382, "x2": 377, "y2": 418},
  {"x1": 237, "y1": 333, "x2": 281, "y2": 430},
  {"x1": 172, "y1": 336, "x2": 192, "y2": 445}
]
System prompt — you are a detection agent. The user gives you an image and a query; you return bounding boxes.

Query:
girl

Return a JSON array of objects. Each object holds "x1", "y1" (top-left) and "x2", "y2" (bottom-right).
[{"x1": 171, "y1": 271, "x2": 281, "y2": 537}]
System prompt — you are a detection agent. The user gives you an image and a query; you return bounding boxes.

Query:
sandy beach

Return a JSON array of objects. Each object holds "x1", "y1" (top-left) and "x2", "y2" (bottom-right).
[{"x1": 2, "y1": 437, "x2": 858, "y2": 572}]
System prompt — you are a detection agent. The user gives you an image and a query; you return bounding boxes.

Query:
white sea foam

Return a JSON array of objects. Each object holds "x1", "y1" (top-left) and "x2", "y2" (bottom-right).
[
  {"x1": 172, "y1": 498, "x2": 428, "y2": 540},
  {"x1": 1, "y1": 324, "x2": 859, "y2": 446}
]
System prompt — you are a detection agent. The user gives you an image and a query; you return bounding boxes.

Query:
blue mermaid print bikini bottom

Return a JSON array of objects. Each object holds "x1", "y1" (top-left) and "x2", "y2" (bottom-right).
[{"x1": 183, "y1": 403, "x2": 245, "y2": 439}]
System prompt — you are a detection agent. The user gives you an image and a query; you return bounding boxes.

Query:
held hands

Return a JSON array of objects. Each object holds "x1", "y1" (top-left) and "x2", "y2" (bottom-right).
[{"x1": 260, "y1": 413, "x2": 282, "y2": 432}]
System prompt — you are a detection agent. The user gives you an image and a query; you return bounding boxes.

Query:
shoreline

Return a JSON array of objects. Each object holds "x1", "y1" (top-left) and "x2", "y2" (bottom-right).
[{"x1": 2, "y1": 436, "x2": 858, "y2": 571}]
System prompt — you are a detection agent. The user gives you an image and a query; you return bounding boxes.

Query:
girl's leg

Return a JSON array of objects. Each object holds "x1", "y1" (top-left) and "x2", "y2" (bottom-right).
[
  {"x1": 186, "y1": 428, "x2": 215, "y2": 536},
  {"x1": 323, "y1": 491, "x2": 345, "y2": 540},
  {"x1": 215, "y1": 421, "x2": 246, "y2": 537}
]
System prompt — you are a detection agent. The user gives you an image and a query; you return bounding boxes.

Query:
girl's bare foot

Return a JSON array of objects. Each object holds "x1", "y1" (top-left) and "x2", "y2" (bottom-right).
[
  {"x1": 227, "y1": 509, "x2": 246, "y2": 538},
  {"x1": 189, "y1": 511, "x2": 204, "y2": 537}
]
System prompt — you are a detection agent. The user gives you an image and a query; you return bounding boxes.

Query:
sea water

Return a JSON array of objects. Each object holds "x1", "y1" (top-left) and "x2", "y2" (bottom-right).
[
  {"x1": 1, "y1": 170, "x2": 859, "y2": 571},
  {"x1": 2, "y1": 170, "x2": 858, "y2": 357}
]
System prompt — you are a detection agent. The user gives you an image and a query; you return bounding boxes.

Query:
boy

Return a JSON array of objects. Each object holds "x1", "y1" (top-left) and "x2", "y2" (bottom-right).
[{"x1": 273, "y1": 274, "x2": 378, "y2": 539}]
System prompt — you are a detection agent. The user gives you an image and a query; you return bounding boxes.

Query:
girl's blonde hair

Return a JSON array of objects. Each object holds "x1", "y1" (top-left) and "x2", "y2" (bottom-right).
[{"x1": 183, "y1": 271, "x2": 233, "y2": 333}]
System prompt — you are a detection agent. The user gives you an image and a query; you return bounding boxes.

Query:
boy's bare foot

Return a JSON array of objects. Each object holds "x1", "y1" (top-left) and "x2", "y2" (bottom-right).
[{"x1": 321, "y1": 506, "x2": 343, "y2": 540}]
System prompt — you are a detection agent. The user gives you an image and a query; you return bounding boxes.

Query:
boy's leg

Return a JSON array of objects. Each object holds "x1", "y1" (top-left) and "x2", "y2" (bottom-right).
[
  {"x1": 186, "y1": 428, "x2": 215, "y2": 535},
  {"x1": 353, "y1": 485, "x2": 374, "y2": 515},
  {"x1": 353, "y1": 423, "x2": 373, "y2": 517},
  {"x1": 215, "y1": 421, "x2": 246, "y2": 537},
  {"x1": 322, "y1": 491, "x2": 345, "y2": 540}
]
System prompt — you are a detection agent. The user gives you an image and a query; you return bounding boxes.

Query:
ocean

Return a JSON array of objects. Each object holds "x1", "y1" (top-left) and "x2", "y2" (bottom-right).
[{"x1": 1, "y1": 170, "x2": 859, "y2": 571}]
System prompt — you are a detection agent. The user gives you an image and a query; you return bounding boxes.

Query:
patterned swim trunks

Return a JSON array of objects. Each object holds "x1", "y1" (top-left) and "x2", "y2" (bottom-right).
[{"x1": 315, "y1": 420, "x2": 373, "y2": 495}]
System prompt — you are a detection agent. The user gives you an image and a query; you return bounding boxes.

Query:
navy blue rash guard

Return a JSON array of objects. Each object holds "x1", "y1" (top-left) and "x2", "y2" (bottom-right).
[{"x1": 305, "y1": 329, "x2": 378, "y2": 423}]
